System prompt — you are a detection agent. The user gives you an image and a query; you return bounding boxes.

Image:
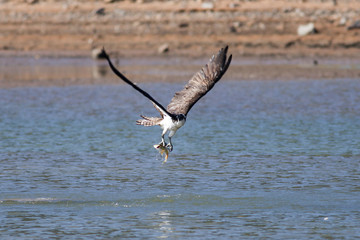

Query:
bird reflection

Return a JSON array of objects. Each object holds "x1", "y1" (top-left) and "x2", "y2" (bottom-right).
[
  {"x1": 151, "y1": 211, "x2": 173, "y2": 238},
  {"x1": 92, "y1": 65, "x2": 108, "y2": 79}
]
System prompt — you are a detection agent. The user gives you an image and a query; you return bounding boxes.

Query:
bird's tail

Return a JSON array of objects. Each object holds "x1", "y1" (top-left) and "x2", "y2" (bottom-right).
[{"x1": 136, "y1": 115, "x2": 162, "y2": 127}]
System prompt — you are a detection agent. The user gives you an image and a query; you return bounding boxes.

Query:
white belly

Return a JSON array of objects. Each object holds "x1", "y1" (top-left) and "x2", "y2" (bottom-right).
[{"x1": 161, "y1": 115, "x2": 186, "y2": 136}]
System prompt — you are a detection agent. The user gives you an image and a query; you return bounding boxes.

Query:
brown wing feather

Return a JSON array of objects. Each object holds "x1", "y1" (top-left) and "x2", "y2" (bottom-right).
[
  {"x1": 136, "y1": 115, "x2": 162, "y2": 126},
  {"x1": 166, "y1": 46, "x2": 232, "y2": 115}
]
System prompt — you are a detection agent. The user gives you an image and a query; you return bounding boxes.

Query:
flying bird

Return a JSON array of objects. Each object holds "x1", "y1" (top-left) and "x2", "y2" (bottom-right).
[{"x1": 102, "y1": 46, "x2": 232, "y2": 152}]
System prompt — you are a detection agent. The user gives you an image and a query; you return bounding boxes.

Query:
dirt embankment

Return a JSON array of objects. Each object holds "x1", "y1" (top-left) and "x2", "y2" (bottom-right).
[{"x1": 1, "y1": 0, "x2": 360, "y2": 58}]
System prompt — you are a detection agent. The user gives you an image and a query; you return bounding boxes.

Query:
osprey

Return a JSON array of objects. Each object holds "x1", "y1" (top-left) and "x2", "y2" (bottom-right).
[{"x1": 102, "y1": 46, "x2": 232, "y2": 152}]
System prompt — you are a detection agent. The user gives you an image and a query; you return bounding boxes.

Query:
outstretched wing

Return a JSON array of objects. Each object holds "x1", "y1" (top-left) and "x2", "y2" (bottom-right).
[
  {"x1": 166, "y1": 46, "x2": 232, "y2": 115},
  {"x1": 102, "y1": 48, "x2": 173, "y2": 118}
]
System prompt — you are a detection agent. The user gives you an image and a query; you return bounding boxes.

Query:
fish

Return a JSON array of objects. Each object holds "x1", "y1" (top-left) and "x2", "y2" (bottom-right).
[{"x1": 153, "y1": 143, "x2": 169, "y2": 163}]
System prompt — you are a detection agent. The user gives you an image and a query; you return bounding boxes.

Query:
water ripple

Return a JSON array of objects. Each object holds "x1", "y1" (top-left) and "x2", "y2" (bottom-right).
[{"x1": 1, "y1": 80, "x2": 360, "y2": 239}]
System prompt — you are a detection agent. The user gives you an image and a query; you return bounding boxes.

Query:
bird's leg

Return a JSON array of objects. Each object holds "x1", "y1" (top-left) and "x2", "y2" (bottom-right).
[
  {"x1": 166, "y1": 137, "x2": 173, "y2": 152},
  {"x1": 159, "y1": 132, "x2": 166, "y2": 147}
]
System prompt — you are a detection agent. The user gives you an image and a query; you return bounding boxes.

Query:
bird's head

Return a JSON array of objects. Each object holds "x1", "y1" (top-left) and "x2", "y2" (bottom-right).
[{"x1": 176, "y1": 114, "x2": 186, "y2": 122}]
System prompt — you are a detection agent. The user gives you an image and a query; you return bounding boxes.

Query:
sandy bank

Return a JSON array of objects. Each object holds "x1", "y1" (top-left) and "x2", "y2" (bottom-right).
[{"x1": 0, "y1": 0, "x2": 360, "y2": 58}]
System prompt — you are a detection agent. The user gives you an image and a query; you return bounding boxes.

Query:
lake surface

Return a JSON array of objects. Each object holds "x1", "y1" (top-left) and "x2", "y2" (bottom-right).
[{"x1": 1, "y1": 78, "x2": 360, "y2": 239}]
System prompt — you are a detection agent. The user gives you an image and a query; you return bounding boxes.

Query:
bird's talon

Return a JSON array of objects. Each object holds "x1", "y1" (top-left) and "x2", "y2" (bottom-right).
[{"x1": 166, "y1": 144, "x2": 173, "y2": 152}]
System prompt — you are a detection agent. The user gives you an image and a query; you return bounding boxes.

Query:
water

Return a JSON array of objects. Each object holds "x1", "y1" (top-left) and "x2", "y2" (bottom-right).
[{"x1": 1, "y1": 79, "x2": 360, "y2": 239}]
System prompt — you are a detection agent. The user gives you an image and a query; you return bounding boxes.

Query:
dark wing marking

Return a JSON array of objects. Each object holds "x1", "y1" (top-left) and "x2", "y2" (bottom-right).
[
  {"x1": 166, "y1": 46, "x2": 232, "y2": 115},
  {"x1": 102, "y1": 48, "x2": 174, "y2": 118}
]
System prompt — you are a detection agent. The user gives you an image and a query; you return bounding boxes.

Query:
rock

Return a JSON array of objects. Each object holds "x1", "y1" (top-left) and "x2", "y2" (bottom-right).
[
  {"x1": 95, "y1": 8, "x2": 106, "y2": 16},
  {"x1": 297, "y1": 23, "x2": 318, "y2": 36},
  {"x1": 91, "y1": 48, "x2": 107, "y2": 59},
  {"x1": 232, "y1": 22, "x2": 243, "y2": 28},
  {"x1": 285, "y1": 40, "x2": 296, "y2": 48},
  {"x1": 347, "y1": 20, "x2": 360, "y2": 30},
  {"x1": 26, "y1": 0, "x2": 38, "y2": 4},
  {"x1": 158, "y1": 44, "x2": 169, "y2": 54},
  {"x1": 258, "y1": 22, "x2": 266, "y2": 30},
  {"x1": 230, "y1": 26, "x2": 237, "y2": 33},
  {"x1": 179, "y1": 22, "x2": 189, "y2": 28},
  {"x1": 201, "y1": 2, "x2": 214, "y2": 10},
  {"x1": 229, "y1": 3, "x2": 240, "y2": 9},
  {"x1": 338, "y1": 17, "x2": 347, "y2": 26}
]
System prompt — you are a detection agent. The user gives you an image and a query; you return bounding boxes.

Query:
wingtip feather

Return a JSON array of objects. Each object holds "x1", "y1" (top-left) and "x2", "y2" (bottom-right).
[
  {"x1": 224, "y1": 45, "x2": 229, "y2": 53},
  {"x1": 101, "y1": 47, "x2": 109, "y2": 60}
]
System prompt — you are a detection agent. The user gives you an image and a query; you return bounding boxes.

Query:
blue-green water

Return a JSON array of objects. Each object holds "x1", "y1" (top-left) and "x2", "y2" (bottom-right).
[{"x1": 1, "y1": 79, "x2": 359, "y2": 239}]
